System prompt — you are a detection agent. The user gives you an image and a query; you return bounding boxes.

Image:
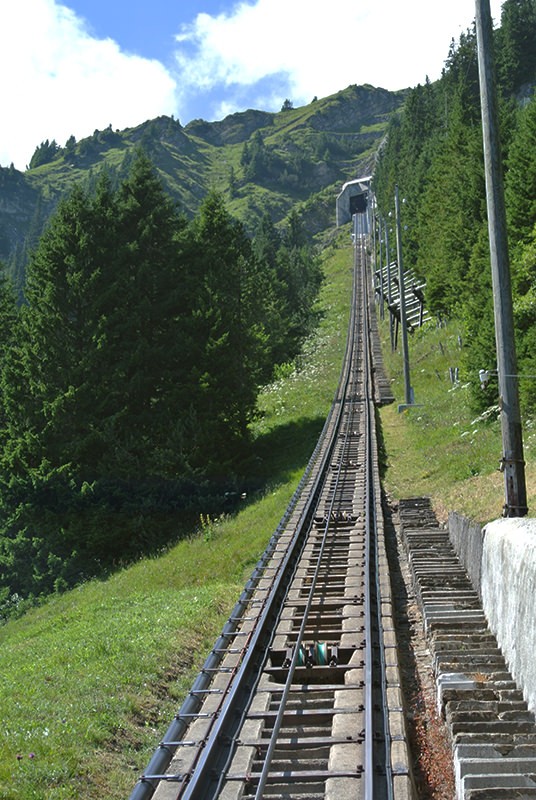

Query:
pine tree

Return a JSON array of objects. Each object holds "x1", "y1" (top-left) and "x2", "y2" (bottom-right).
[
  {"x1": 278, "y1": 210, "x2": 323, "y2": 353},
  {"x1": 252, "y1": 214, "x2": 291, "y2": 370},
  {"x1": 29, "y1": 139, "x2": 60, "y2": 169},
  {"x1": 414, "y1": 88, "x2": 486, "y2": 316},
  {"x1": 0, "y1": 181, "x2": 120, "y2": 595},
  {"x1": 496, "y1": 0, "x2": 536, "y2": 95},
  {"x1": 252, "y1": 212, "x2": 323, "y2": 370},
  {"x1": 244, "y1": 131, "x2": 269, "y2": 182},
  {"x1": 0, "y1": 270, "x2": 19, "y2": 437},
  {"x1": 104, "y1": 151, "x2": 189, "y2": 477},
  {"x1": 186, "y1": 191, "x2": 268, "y2": 469},
  {"x1": 0, "y1": 153, "x2": 194, "y2": 594},
  {"x1": 505, "y1": 94, "x2": 536, "y2": 251},
  {"x1": 512, "y1": 224, "x2": 536, "y2": 411},
  {"x1": 12, "y1": 178, "x2": 119, "y2": 477}
]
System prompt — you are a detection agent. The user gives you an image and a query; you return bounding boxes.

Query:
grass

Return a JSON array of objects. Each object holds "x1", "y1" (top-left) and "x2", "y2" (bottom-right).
[
  {"x1": 0, "y1": 232, "x2": 354, "y2": 800},
  {"x1": 1, "y1": 579, "x2": 240, "y2": 799},
  {"x1": 2, "y1": 233, "x2": 534, "y2": 799},
  {"x1": 0, "y1": 483, "x2": 314, "y2": 800},
  {"x1": 378, "y1": 316, "x2": 536, "y2": 522}
]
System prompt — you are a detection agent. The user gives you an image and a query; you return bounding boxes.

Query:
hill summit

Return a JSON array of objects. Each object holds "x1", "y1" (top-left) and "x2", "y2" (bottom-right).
[{"x1": 0, "y1": 83, "x2": 406, "y2": 286}]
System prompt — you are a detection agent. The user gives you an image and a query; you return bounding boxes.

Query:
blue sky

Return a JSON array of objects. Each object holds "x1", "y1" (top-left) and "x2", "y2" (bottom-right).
[
  {"x1": 63, "y1": 1, "x2": 227, "y2": 61},
  {"x1": 1, "y1": 0, "x2": 503, "y2": 170}
]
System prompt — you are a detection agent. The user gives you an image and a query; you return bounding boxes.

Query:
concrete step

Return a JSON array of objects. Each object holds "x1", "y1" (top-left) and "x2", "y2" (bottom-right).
[
  {"x1": 464, "y1": 773, "x2": 536, "y2": 797},
  {"x1": 398, "y1": 497, "x2": 536, "y2": 800},
  {"x1": 456, "y1": 756, "x2": 536, "y2": 798},
  {"x1": 447, "y1": 700, "x2": 530, "y2": 716}
]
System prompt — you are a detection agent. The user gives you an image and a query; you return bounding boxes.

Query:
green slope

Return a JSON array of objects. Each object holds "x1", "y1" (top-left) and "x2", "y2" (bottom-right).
[
  {"x1": 0, "y1": 229, "x2": 354, "y2": 800},
  {"x1": 0, "y1": 226, "x2": 534, "y2": 800}
]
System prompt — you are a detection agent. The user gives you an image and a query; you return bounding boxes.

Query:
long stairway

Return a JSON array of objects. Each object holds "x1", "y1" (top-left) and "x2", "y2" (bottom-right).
[{"x1": 399, "y1": 498, "x2": 536, "y2": 800}]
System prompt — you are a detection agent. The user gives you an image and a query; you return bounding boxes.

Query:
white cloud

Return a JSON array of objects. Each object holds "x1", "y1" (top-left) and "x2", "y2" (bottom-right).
[
  {"x1": 174, "y1": 0, "x2": 504, "y2": 116},
  {"x1": 0, "y1": 0, "x2": 506, "y2": 170},
  {"x1": 0, "y1": 0, "x2": 177, "y2": 169}
]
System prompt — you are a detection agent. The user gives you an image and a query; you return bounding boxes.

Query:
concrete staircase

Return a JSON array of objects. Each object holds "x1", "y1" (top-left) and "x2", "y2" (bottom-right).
[{"x1": 399, "y1": 497, "x2": 536, "y2": 799}]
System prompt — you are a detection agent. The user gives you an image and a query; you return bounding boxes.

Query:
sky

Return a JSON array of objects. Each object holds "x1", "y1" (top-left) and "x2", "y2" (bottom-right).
[{"x1": 1, "y1": 0, "x2": 504, "y2": 170}]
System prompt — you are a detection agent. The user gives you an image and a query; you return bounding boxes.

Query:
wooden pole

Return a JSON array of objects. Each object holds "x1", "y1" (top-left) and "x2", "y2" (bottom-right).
[
  {"x1": 378, "y1": 216, "x2": 384, "y2": 320},
  {"x1": 384, "y1": 221, "x2": 394, "y2": 351},
  {"x1": 475, "y1": 0, "x2": 527, "y2": 516},
  {"x1": 395, "y1": 185, "x2": 413, "y2": 408}
]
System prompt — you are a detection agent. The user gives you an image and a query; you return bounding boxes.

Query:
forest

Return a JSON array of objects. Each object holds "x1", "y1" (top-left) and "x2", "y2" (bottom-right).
[
  {"x1": 0, "y1": 153, "x2": 323, "y2": 603},
  {"x1": 1, "y1": 0, "x2": 536, "y2": 610},
  {"x1": 373, "y1": 0, "x2": 536, "y2": 413}
]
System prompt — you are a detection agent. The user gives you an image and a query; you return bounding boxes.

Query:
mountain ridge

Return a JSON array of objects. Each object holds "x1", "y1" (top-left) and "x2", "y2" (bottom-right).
[{"x1": 0, "y1": 82, "x2": 407, "y2": 287}]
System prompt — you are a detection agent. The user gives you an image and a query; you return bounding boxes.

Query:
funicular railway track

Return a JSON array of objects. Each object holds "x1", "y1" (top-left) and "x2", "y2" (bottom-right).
[{"x1": 130, "y1": 213, "x2": 413, "y2": 800}]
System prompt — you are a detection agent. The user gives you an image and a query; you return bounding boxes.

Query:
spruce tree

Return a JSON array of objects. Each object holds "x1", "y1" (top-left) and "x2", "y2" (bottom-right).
[
  {"x1": 0, "y1": 270, "x2": 19, "y2": 439},
  {"x1": 505, "y1": 95, "x2": 536, "y2": 252},
  {"x1": 15, "y1": 178, "x2": 119, "y2": 479},
  {"x1": 0, "y1": 181, "x2": 120, "y2": 595},
  {"x1": 512, "y1": 225, "x2": 536, "y2": 411},
  {"x1": 103, "y1": 151, "x2": 189, "y2": 477},
  {"x1": 0, "y1": 153, "x2": 192, "y2": 593},
  {"x1": 187, "y1": 191, "x2": 267, "y2": 469},
  {"x1": 496, "y1": 0, "x2": 536, "y2": 95},
  {"x1": 251, "y1": 212, "x2": 323, "y2": 372}
]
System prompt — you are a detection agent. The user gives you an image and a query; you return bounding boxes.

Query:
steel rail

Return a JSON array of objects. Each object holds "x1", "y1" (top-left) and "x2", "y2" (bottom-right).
[
  {"x1": 248, "y1": 223, "x2": 378, "y2": 797},
  {"x1": 175, "y1": 277, "x2": 359, "y2": 800},
  {"x1": 204, "y1": 274, "x2": 364, "y2": 798},
  {"x1": 129, "y1": 281, "x2": 357, "y2": 800},
  {"x1": 357, "y1": 223, "x2": 376, "y2": 800},
  {"x1": 365, "y1": 261, "x2": 395, "y2": 800},
  {"x1": 171, "y1": 217, "x2": 365, "y2": 800},
  {"x1": 131, "y1": 211, "x2": 402, "y2": 800},
  {"x1": 251, "y1": 317, "x2": 360, "y2": 799},
  {"x1": 129, "y1": 514, "x2": 295, "y2": 800},
  {"x1": 360, "y1": 218, "x2": 395, "y2": 800}
]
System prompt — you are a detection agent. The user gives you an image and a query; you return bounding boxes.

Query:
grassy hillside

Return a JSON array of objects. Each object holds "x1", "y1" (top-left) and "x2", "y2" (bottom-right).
[
  {"x1": 2, "y1": 230, "x2": 534, "y2": 799},
  {"x1": 0, "y1": 231, "x2": 354, "y2": 800},
  {"x1": 379, "y1": 318, "x2": 536, "y2": 522}
]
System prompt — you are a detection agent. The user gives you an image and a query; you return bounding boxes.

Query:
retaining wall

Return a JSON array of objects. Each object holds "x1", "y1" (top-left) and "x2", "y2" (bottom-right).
[{"x1": 449, "y1": 512, "x2": 536, "y2": 713}]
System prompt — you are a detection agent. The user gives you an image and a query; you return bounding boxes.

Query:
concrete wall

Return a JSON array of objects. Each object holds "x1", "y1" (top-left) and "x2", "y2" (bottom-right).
[
  {"x1": 449, "y1": 513, "x2": 536, "y2": 713},
  {"x1": 449, "y1": 512, "x2": 485, "y2": 595}
]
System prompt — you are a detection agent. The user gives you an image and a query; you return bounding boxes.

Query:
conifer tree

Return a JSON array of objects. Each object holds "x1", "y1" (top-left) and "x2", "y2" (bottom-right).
[
  {"x1": 252, "y1": 211, "x2": 323, "y2": 370},
  {"x1": 186, "y1": 190, "x2": 267, "y2": 468},
  {"x1": 0, "y1": 154, "x2": 192, "y2": 593},
  {"x1": 0, "y1": 270, "x2": 19, "y2": 438},
  {"x1": 13, "y1": 178, "x2": 119, "y2": 478},
  {"x1": 505, "y1": 95, "x2": 536, "y2": 251},
  {"x1": 496, "y1": 0, "x2": 536, "y2": 95},
  {"x1": 103, "y1": 151, "x2": 189, "y2": 477},
  {"x1": 278, "y1": 210, "x2": 323, "y2": 352},
  {"x1": 0, "y1": 181, "x2": 120, "y2": 595},
  {"x1": 511, "y1": 225, "x2": 536, "y2": 411},
  {"x1": 0, "y1": 156, "x2": 326, "y2": 597}
]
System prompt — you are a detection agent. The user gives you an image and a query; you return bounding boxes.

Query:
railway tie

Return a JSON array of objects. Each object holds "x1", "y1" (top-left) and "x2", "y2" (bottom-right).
[{"x1": 130, "y1": 216, "x2": 414, "y2": 800}]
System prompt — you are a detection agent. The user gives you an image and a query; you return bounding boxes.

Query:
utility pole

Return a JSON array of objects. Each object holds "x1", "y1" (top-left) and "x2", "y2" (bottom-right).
[
  {"x1": 372, "y1": 197, "x2": 383, "y2": 318},
  {"x1": 384, "y1": 219, "x2": 394, "y2": 351},
  {"x1": 475, "y1": 0, "x2": 528, "y2": 516},
  {"x1": 394, "y1": 185, "x2": 413, "y2": 410},
  {"x1": 378, "y1": 216, "x2": 385, "y2": 320}
]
